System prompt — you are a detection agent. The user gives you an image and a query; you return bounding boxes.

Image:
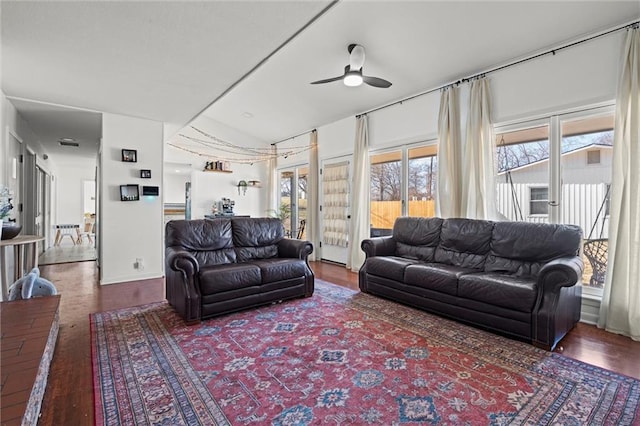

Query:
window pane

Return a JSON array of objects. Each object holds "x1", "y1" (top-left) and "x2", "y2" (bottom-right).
[
  {"x1": 297, "y1": 167, "x2": 308, "y2": 239},
  {"x1": 370, "y1": 151, "x2": 401, "y2": 236},
  {"x1": 495, "y1": 125, "x2": 550, "y2": 221},
  {"x1": 560, "y1": 114, "x2": 614, "y2": 289},
  {"x1": 279, "y1": 171, "x2": 293, "y2": 236},
  {"x1": 408, "y1": 145, "x2": 437, "y2": 218}
]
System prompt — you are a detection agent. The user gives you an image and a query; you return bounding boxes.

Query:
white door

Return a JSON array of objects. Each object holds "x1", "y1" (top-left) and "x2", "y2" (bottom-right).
[{"x1": 320, "y1": 156, "x2": 351, "y2": 264}]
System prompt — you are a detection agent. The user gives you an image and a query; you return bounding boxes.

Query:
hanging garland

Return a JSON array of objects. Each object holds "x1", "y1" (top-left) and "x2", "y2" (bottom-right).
[{"x1": 168, "y1": 126, "x2": 311, "y2": 164}]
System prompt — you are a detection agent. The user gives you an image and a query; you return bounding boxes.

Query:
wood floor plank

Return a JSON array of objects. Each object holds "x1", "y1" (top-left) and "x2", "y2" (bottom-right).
[{"x1": 34, "y1": 260, "x2": 639, "y2": 425}]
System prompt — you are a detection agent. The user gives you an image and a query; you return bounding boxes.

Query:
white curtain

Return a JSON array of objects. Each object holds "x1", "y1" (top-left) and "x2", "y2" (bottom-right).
[
  {"x1": 267, "y1": 144, "x2": 278, "y2": 214},
  {"x1": 461, "y1": 77, "x2": 498, "y2": 220},
  {"x1": 598, "y1": 27, "x2": 640, "y2": 341},
  {"x1": 436, "y1": 85, "x2": 463, "y2": 218},
  {"x1": 347, "y1": 115, "x2": 370, "y2": 272},
  {"x1": 307, "y1": 130, "x2": 320, "y2": 261},
  {"x1": 322, "y1": 163, "x2": 350, "y2": 247}
]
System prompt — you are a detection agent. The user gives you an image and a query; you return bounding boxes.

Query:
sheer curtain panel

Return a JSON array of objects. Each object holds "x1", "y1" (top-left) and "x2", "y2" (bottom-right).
[
  {"x1": 461, "y1": 77, "x2": 498, "y2": 220},
  {"x1": 322, "y1": 163, "x2": 349, "y2": 247},
  {"x1": 436, "y1": 86, "x2": 463, "y2": 218},
  {"x1": 598, "y1": 27, "x2": 640, "y2": 341},
  {"x1": 347, "y1": 116, "x2": 370, "y2": 272},
  {"x1": 307, "y1": 131, "x2": 320, "y2": 261}
]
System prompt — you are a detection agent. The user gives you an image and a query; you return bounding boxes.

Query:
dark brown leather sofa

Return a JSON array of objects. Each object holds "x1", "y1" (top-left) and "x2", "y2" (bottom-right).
[
  {"x1": 166, "y1": 217, "x2": 314, "y2": 323},
  {"x1": 359, "y1": 217, "x2": 584, "y2": 350}
]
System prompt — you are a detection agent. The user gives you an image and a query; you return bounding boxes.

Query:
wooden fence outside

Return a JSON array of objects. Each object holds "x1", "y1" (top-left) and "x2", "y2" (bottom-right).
[{"x1": 370, "y1": 200, "x2": 436, "y2": 229}]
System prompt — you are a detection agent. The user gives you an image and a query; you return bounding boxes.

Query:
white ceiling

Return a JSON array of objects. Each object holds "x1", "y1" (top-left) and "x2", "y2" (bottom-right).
[{"x1": 2, "y1": 1, "x2": 639, "y2": 160}]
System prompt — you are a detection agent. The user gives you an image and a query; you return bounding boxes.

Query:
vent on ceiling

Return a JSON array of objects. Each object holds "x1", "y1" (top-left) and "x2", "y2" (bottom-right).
[{"x1": 59, "y1": 141, "x2": 79, "y2": 147}]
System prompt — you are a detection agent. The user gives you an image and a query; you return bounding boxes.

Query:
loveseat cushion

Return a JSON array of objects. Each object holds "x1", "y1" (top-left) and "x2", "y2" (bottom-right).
[
  {"x1": 393, "y1": 217, "x2": 443, "y2": 261},
  {"x1": 485, "y1": 222, "x2": 582, "y2": 277},
  {"x1": 434, "y1": 219, "x2": 493, "y2": 268},
  {"x1": 404, "y1": 263, "x2": 478, "y2": 296},
  {"x1": 167, "y1": 218, "x2": 236, "y2": 265},
  {"x1": 232, "y1": 217, "x2": 284, "y2": 261},
  {"x1": 252, "y1": 258, "x2": 309, "y2": 283},
  {"x1": 365, "y1": 256, "x2": 419, "y2": 282},
  {"x1": 199, "y1": 263, "x2": 262, "y2": 294},
  {"x1": 458, "y1": 272, "x2": 538, "y2": 312}
]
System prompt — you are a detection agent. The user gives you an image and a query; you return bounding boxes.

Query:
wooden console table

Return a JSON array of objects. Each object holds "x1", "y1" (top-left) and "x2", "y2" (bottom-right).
[{"x1": 0, "y1": 235, "x2": 45, "y2": 301}]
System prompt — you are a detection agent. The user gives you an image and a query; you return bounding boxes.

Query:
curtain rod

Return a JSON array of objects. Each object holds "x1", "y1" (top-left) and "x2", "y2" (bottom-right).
[
  {"x1": 357, "y1": 19, "x2": 639, "y2": 118},
  {"x1": 272, "y1": 128, "x2": 316, "y2": 146}
]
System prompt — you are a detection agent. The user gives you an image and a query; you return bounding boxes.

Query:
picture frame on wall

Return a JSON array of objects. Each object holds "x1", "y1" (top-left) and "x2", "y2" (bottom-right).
[
  {"x1": 140, "y1": 169, "x2": 151, "y2": 179},
  {"x1": 122, "y1": 149, "x2": 137, "y2": 162},
  {"x1": 120, "y1": 184, "x2": 139, "y2": 201}
]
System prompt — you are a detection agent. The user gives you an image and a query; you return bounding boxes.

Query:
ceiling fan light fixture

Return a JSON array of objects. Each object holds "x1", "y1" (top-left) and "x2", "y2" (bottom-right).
[{"x1": 343, "y1": 72, "x2": 363, "y2": 87}]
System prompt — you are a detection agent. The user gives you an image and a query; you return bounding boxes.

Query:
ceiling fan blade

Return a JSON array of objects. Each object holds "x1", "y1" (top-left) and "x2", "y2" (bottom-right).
[
  {"x1": 310, "y1": 75, "x2": 344, "y2": 85},
  {"x1": 363, "y1": 75, "x2": 392, "y2": 88},
  {"x1": 348, "y1": 44, "x2": 365, "y2": 71}
]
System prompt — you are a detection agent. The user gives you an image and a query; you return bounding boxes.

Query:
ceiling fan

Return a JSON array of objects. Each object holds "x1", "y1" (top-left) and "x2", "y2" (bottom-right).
[{"x1": 311, "y1": 44, "x2": 392, "y2": 88}]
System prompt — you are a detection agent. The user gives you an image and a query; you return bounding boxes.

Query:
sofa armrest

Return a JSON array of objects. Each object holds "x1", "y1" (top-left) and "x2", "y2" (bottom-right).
[
  {"x1": 361, "y1": 236, "x2": 396, "y2": 258},
  {"x1": 278, "y1": 238, "x2": 313, "y2": 260},
  {"x1": 165, "y1": 248, "x2": 201, "y2": 323},
  {"x1": 537, "y1": 256, "x2": 583, "y2": 293},
  {"x1": 533, "y1": 256, "x2": 584, "y2": 350}
]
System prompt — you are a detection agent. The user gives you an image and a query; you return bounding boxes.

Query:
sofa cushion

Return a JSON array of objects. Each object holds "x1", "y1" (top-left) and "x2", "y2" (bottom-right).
[
  {"x1": 404, "y1": 263, "x2": 477, "y2": 296},
  {"x1": 253, "y1": 258, "x2": 308, "y2": 283},
  {"x1": 458, "y1": 272, "x2": 538, "y2": 312},
  {"x1": 166, "y1": 218, "x2": 236, "y2": 265},
  {"x1": 199, "y1": 263, "x2": 262, "y2": 294},
  {"x1": 393, "y1": 217, "x2": 443, "y2": 261},
  {"x1": 232, "y1": 217, "x2": 284, "y2": 262},
  {"x1": 365, "y1": 256, "x2": 419, "y2": 282},
  {"x1": 485, "y1": 222, "x2": 582, "y2": 277},
  {"x1": 434, "y1": 218, "x2": 493, "y2": 269}
]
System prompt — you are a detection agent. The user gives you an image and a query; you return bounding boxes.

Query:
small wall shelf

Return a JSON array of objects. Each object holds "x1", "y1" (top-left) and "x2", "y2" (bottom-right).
[{"x1": 203, "y1": 169, "x2": 233, "y2": 173}]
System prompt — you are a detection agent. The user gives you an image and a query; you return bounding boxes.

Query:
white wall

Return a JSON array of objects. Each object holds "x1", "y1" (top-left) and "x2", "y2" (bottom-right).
[
  {"x1": 55, "y1": 162, "x2": 96, "y2": 224},
  {"x1": 164, "y1": 172, "x2": 189, "y2": 204},
  {"x1": 100, "y1": 113, "x2": 163, "y2": 285},
  {"x1": 166, "y1": 115, "x2": 269, "y2": 219},
  {"x1": 190, "y1": 167, "x2": 265, "y2": 219}
]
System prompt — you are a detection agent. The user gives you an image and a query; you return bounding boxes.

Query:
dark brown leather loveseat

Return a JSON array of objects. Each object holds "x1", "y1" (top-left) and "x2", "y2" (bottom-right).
[
  {"x1": 166, "y1": 217, "x2": 314, "y2": 323},
  {"x1": 359, "y1": 217, "x2": 584, "y2": 350}
]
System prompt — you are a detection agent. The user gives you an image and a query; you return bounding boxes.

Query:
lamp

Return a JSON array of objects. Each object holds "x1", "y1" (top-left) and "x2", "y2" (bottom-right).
[{"x1": 344, "y1": 70, "x2": 363, "y2": 87}]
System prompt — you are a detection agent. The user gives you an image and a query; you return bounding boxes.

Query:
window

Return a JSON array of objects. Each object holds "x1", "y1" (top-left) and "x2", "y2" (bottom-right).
[
  {"x1": 370, "y1": 150, "x2": 402, "y2": 236},
  {"x1": 495, "y1": 124, "x2": 550, "y2": 221},
  {"x1": 495, "y1": 106, "x2": 614, "y2": 295},
  {"x1": 529, "y1": 187, "x2": 548, "y2": 215},
  {"x1": 587, "y1": 150, "x2": 601, "y2": 164},
  {"x1": 408, "y1": 145, "x2": 437, "y2": 218},
  {"x1": 368, "y1": 143, "x2": 438, "y2": 236}
]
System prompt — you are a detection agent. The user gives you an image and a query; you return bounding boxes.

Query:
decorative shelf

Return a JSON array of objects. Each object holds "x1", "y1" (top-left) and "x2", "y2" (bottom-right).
[{"x1": 203, "y1": 169, "x2": 233, "y2": 173}]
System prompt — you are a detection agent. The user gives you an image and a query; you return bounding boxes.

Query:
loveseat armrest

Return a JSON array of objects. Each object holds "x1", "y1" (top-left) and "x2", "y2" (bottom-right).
[
  {"x1": 165, "y1": 248, "x2": 201, "y2": 323},
  {"x1": 167, "y1": 249, "x2": 200, "y2": 276},
  {"x1": 278, "y1": 238, "x2": 313, "y2": 260},
  {"x1": 361, "y1": 236, "x2": 396, "y2": 258},
  {"x1": 533, "y1": 256, "x2": 584, "y2": 350}
]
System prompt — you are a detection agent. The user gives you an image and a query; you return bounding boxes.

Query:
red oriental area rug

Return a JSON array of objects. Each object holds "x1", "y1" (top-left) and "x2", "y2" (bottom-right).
[{"x1": 91, "y1": 280, "x2": 640, "y2": 425}]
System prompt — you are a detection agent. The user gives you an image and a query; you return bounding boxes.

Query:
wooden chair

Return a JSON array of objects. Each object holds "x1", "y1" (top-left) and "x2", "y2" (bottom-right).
[{"x1": 77, "y1": 216, "x2": 95, "y2": 245}]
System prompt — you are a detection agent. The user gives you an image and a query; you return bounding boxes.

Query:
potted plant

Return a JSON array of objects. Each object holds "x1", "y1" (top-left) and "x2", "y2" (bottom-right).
[
  {"x1": 0, "y1": 186, "x2": 21, "y2": 240},
  {"x1": 267, "y1": 202, "x2": 291, "y2": 223}
]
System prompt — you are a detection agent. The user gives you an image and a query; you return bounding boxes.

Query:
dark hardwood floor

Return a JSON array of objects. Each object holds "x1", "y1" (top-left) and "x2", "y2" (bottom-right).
[{"x1": 31, "y1": 260, "x2": 639, "y2": 425}]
